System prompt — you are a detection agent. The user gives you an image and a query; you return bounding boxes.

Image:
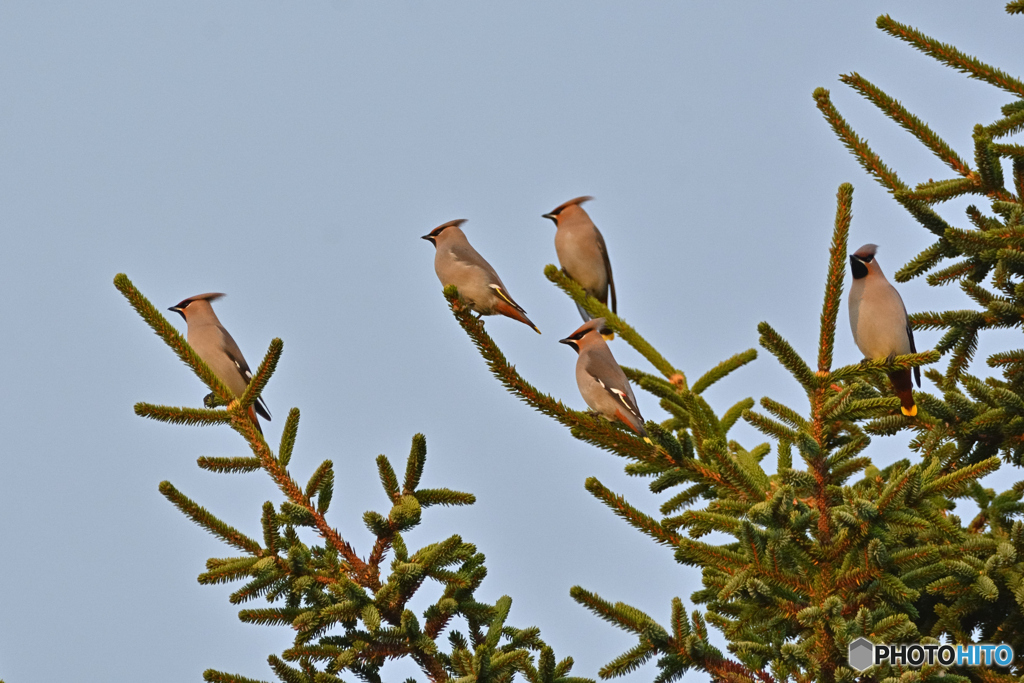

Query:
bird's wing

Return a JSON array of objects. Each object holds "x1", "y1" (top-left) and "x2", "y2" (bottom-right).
[
  {"x1": 220, "y1": 327, "x2": 272, "y2": 420},
  {"x1": 594, "y1": 228, "x2": 616, "y2": 313},
  {"x1": 587, "y1": 352, "x2": 642, "y2": 422},
  {"x1": 488, "y1": 283, "x2": 528, "y2": 315},
  {"x1": 906, "y1": 318, "x2": 921, "y2": 387},
  {"x1": 896, "y1": 289, "x2": 921, "y2": 388},
  {"x1": 450, "y1": 241, "x2": 498, "y2": 277},
  {"x1": 595, "y1": 376, "x2": 643, "y2": 424}
]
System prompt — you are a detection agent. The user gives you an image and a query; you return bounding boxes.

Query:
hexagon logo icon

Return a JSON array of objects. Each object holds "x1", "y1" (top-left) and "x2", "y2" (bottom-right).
[{"x1": 848, "y1": 637, "x2": 874, "y2": 671}]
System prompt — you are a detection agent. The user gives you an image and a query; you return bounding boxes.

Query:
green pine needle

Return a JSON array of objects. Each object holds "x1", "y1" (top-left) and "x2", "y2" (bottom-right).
[
  {"x1": 690, "y1": 349, "x2": 758, "y2": 395},
  {"x1": 585, "y1": 477, "x2": 682, "y2": 548},
  {"x1": 757, "y1": 322, "x2": 817, "y2": 392},
  {"x1": 197, "y1": 456, "x2": 262, "y2": 473},
  {"x1": 544, "y1": 265, "x2": 682, "y2": 381},
  {"x1": 203, "y1": 670, "x2": 273, "y2": 683},
  {"x1": 159, "y1": 481, "x2": 263, "y2": 556},
  {"x1": 135, "y1": 403, "x2": 231, "y2": 427},
  {"x1": 277, "y1": 408, "x2": 299, "y2": 467},
  {"x1": 817, "y1": 184, "x2": 852, "y2": 374},
  {"x1": 877, "y1": 14, "x2": 1024, "y2": 97},
  {"x1": 840, "y1": 72, "x2": 971, "y2": 176},
  {"x1": 237, "y1": 338, "x2": 282, "y2": 414}
]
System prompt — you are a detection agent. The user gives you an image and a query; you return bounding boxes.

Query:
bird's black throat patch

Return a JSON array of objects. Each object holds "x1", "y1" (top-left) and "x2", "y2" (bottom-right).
[{"x1": 850, "y1": 256, "x2": 869, "y2": 280}]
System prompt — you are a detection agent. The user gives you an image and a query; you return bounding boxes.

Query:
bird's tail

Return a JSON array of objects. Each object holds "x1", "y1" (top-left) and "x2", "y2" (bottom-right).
[
  {"x1": 247, "y1": 405, "x2": 264, "y2": 434},
  {"x1": 888, "y1": 369, "x2": 917, "y2": 417},
  {"x1": 615, "y1": 409, "x2": 650, "y2": 441},
  {"x1": 494, "y1": 301, "x2": 541, "y2": 334}
]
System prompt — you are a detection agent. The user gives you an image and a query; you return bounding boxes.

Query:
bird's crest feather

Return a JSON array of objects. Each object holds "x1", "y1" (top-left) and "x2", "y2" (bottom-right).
[{"x1": 547, "y1": 195, "x2": 593, "y2": 216}]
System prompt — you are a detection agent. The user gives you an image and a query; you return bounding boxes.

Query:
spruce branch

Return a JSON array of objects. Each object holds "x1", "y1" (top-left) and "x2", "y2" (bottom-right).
[
  {"x1": 877, "y1": 15, "x2": 1024, "y2": 98},
  {"x1": 278, "y1": 408, "x2": 299, "y2": 467},
  {"x1": 756, "y1": 322, "x2": 817, "y2": 393},
  {"x1": 543, "y1": 265, "x2": 682, "y2": 381},
  {"x1": 134, "y1": 403, "x2": 232, "y2": 426},
  {"x1": 898, "y1": 178, "x2": 980, "y2": 204},
  {"x1": 159, "y1": 481, "x2": 264, "y2": 556},
  {"x1": 237, "y1": 414, "x2": 369, "y2": 581},
  {"x1": 813, "y1": 88, "x2": 905, "y2": 193},
  {"x1": 237, "y1": 338, "x2": 282, "y2": 415},
  {"x1": 690, "y1": 349, "x2": 758, "y2": 395},
  {"x1": 125, "y1": 273, "x2": 586, "y2": 683},
  {"x1": 584, "y1": 477, "x2": 682, "y2": 548},
  {"x1": 813, "y1": 89, "x2": 953, "y2": 238},
  {"x1": 443, "y1": 286, "x2": 670, "y2": 467},
  {"x1": 403, "y1": 433, "x2": 428, "y2": 495},
  {"x1": 197, "y1": 456, "x2": 263, "y2": 474},
  {"x1": 839, "y1": 73, "x2": 971, "y2": 176},
  {"x1": 925, "y1": 258, "x2": 976, "y2": 286},
  {"x1": 894, "y1": 238, "x2": 953, "y2": 282},
  {"x1": 114, "y1": 273, "x2": 235, "y2": 404},
  {"x1": 828, "y1": 351, "x2": 940, "y2": 384},
  {"x1": 203, "y1": 670, "x2": 272, "y2": 683},
  {"x1": 818, "y1": 183, "x2": 852, "y2": 374}
]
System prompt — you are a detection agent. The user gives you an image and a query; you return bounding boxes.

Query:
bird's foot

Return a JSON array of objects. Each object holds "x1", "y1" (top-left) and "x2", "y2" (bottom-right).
[{"x1": 204, "y1": 392, "x2": 230, "y2": 409}]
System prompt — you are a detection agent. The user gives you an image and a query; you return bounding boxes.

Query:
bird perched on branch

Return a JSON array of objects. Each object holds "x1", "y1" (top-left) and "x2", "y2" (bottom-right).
[
  {"x1": 423, "y1": 219, "x2": 540, "y2": 333},
  {"x1": 543, "y1": 196, "x2": 617, "y2": 340},
  {"x1": 848, "y1": 244, "x2": 921, "y2": 417},
  {"x1": 561, "y1": 318, "x2": 648, "y2": 439},
  {"x1": 168, "y1": 293, "x2": 272, "y2": 432}
]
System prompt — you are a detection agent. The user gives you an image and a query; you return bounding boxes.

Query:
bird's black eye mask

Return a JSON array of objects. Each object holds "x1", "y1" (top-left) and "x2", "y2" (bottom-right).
[
  {"x1": 421, "y1": 225, "x2": 450, "y2": 243},
  {"x1": 559, "y1": 331, "x2": 589, "y2": 351},
  {"x1": 168, "y1": 300, "x2": 192, "y2": 320}
]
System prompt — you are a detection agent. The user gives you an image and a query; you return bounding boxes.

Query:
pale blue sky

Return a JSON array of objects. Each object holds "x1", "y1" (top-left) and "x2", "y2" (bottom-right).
[{"x1": 1, "y1": 3, "x2": 1021, "y2": 682}]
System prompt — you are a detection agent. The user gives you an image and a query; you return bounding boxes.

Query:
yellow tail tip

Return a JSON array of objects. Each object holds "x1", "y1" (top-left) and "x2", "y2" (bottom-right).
[
  {"x1": 901, "y1": 405, "x2": 918, "y2": 417},
  {"x1": 643, "y1": 436, "x2": 653, "y2": 445},
  {"x1": 602, "y1": 332, "x2": 615, "y2": 341},
  {"x1": 533, "y1": 326, "x2": 542, "y2": 334}
]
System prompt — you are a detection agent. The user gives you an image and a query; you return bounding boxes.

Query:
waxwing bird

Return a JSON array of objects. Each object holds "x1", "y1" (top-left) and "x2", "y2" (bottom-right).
[
  {"x1": 848, "y1": 244, "x2": 921, "y2": 417},
  {"x1": 560, "y1": 318, "x2": 648, "y2": 438},
  {"x1": 422, "y1": 219, "x2": 540, "y2": 334},
  {"x1": 543, "y1": 196, "x2": 617, "y2": 340},
  {"x1": 168, "y1": 293, "x2": 272, "y2": 433}
]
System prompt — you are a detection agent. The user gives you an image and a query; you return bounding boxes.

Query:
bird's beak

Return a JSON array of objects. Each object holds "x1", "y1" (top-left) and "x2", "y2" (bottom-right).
[
  {"x1": 421, "y1": 234, "x2": 435, "y2": 243},
  {"x1": 542, "y1": 213, "x2": 556, "y2": 222},
  {"x1": 168, "y1": 306, "x2": 185, "y2": 321},
  {"x1": 559, "y1": 337, "x2": 578, "y2": 350}
]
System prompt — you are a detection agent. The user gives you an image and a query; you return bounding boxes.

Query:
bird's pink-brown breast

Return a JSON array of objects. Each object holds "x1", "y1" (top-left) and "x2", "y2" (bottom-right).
[
  {"x1": 555, "y1": 220, "x2": 608, "y2": 297},
  {"x1": 849, "y1": 275, "x2": 911, "y2": 360}
]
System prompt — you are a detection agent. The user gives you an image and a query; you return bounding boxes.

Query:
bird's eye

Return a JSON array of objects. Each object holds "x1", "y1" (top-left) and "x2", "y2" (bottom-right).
[{"x1": 863, "y1": 255, "x2": 874, "y2": 263}]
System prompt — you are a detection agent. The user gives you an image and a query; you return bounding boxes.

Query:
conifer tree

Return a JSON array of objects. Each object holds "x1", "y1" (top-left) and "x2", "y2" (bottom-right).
[
  {"x1": 116, "y1": 7, "x2": 1024, "y2": 683},
  {"x1": 442, "y1": 7, "x2": 1024, "y2": 683},
  {"x1": 114, "y1": 274, "x2": 589, "y2": 683}
]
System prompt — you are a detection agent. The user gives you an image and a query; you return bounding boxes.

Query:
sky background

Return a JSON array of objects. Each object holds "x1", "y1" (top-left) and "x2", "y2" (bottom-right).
[{"x1": 1, "y1": 2, "x2": 1022, "y2": 682}]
